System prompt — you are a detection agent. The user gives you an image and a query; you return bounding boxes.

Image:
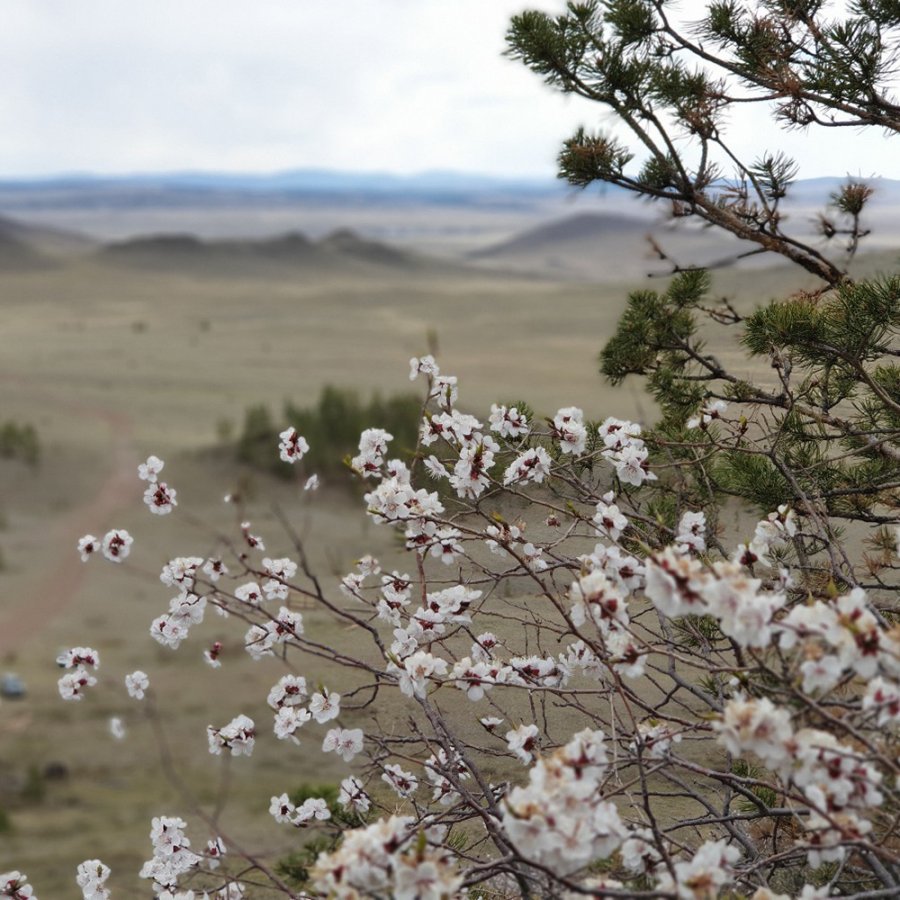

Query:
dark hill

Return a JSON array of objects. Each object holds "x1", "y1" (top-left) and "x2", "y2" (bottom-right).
[
  {"x1": 0, "y1": 225, "x2": 55, "y2": 271},
  {"x1": 254, "y1": 231, "x2": 319, "y2": 261},
  {"x1": 469, "y1": 212, "x2": 649, "y2": 260},
  {"x1": 103, "y1": 233, "x2": 207, "y2": 256},
  {"x1": 95, "y1": 229, "x2": 460, "y2": 278},
  {"x1": 0, "y1": 214, "x2": 96, "y2": 269},
  {"x1": 318, "y1": 228, "x2": 417, "y2": 267},
  {"x1": 467, "y1": 210, "x2": 763, "y2": 282}
]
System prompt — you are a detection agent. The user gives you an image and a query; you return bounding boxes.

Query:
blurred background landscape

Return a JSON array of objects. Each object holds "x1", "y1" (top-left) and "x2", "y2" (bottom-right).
[
  {"x1": 1, "y1": 166, "x2": 897, "y2": 894},
  {"x1": 0, "y1": 0, "x2": 898, "y2": 893}
]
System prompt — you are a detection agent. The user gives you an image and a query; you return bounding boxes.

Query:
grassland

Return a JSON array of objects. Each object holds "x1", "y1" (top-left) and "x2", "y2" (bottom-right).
[{"x1": 0, "y1": 234, "x2": 896, "y2": 894}]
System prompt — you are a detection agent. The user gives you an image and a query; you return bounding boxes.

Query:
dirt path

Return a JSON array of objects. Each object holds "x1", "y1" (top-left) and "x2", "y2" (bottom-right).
[{"x1": 0, "y1": 404, "x2": 138, "y2": 656}]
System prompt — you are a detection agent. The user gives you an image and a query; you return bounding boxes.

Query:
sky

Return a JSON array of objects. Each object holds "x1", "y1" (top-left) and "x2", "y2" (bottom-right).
[{"x1": 0, "y1": 0, "x2": 894, "y2": 180}]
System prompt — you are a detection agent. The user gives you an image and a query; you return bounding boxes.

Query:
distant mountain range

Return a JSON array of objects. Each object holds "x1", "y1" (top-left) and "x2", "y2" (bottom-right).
[
  {"x1": 1, "y1": 170, "x2": 897, "y2": 245},
  {"x1": 96, "y1": 227, "x2": 447, "y2": 277},
  {"x1": 0, "y1": 172, "x2": 896, "y2": 282},
  {"x1": 0, "y1": 169, "x2": 568, "y2": 202},
  {"x1": 0, "y1": 213, "x2": 474, "y2": 278},
  {"x1": 3, "y1": 169, "x2": 899, "y2": 206}
]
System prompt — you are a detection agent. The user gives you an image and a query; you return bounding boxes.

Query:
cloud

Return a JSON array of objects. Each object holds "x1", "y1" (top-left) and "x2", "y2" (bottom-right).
[{"x1": 0, "y1": 0, "x2": 892, "y2": 178}]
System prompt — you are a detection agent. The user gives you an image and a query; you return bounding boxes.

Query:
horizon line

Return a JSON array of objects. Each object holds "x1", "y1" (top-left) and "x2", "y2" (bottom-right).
[{"x1": 0, "y1": 167, "x2": 892, "y2": 186}]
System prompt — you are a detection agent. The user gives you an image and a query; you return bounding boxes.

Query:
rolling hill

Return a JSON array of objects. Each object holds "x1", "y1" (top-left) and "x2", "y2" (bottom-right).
[
  {"x1": 466, "y1": 211, "x2": 819, "y2": 282},
  {"x1": 95, "y1": 227, "x2": 464, "y2": 279},
  {"x1": 0, "y1": 215, "x2": 96, "y2": 269}
]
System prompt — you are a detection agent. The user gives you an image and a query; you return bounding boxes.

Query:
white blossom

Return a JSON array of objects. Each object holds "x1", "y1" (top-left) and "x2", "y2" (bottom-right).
[
  {"x1": 552, "y1": 406, "x2": 587, "y2": 455},
  {"x1": 676, "y1": 510, "x2": 706, "y2": 553},
  {"x1": 409, "y1": 355, "x2": 439, "y2": 381},
  {"x1": 125, "y1": 670, "x2": 149, "y2": 700},
  {"x1": 489, "y1": 403, "x2": 529, "y2": 438},
  {"x1": 322, "y1": 728, "x2": 364, "y2": 762},
  {"x1": 109, "y1": 717, "x2": 126, "y2": 740},
  {"x1": 76, "y1": 859, "x2": 111, "y2": 900},
  {"x1": 397, "y1": 651, "x2": 448, "y2": 698},
  {"x1": 58, "y1": 666, "x2": 98, "y2": 701},
  {"x1": 687, "y1": 399, "x2": 728, "y2": 430},
  {"x1": 0, "y1": 872, "x2": 36, "y2": 900},
  {"x1": 143, "y1": 481, "x2": 177, "y2": 515},
  {"x1": 278, "y1": 427, "x2": 309, "y2": 463},
  {"x1": 593, "y1": 494, "x2": 628, "y2": 541},
  {"x1": 382, "y1": 764, "x2": 418, "y2": 798},
  {"x1": 506, "y1": 723, "x2": 540, "y2": 764},
  {"x1": 101, "y1": 529, "x2": 133, "y2": 563},
  {"x1": 138, "y1": 455, "x2": 165, "y2": 482},
  {"x1": 502, "y1": 446, "x2": 551, "y2": 485},
  {"x1": 77, "y1": 534, "x2": 98, "y2": 562},
  {"x1": 207, "y1": 715, "x2": 256, "y2": 757},
  {"x1": 338, "y1": 776, "x2": 371, "y2": 814},
  {"x1": 309, "y1": 689, "x2": 341, "y2": 723}
]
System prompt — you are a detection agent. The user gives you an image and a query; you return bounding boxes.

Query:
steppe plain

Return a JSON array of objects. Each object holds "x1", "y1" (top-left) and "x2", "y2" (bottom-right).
[{"x1": 1, "y1": 179, "x2": 898, "y2": 894}]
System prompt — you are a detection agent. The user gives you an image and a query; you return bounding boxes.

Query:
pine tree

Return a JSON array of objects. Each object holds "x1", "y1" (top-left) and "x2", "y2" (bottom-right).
[
  {"x1": 507, "y1": 0, "x2": 899, "y2": 283},
  {"x1": 508, "y1": 1, "x2": 900, "y2": 596}
]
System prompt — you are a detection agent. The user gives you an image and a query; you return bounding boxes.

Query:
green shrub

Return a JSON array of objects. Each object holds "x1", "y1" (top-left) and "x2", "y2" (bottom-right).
[
  {"x1": 235, "y1": 403, "x2": 279, "y2": 472},
  {"x1": 0, "y1": 420, "x2": 40, "y2": 467},
  {"x1": 22, "y1": 765, "x2": 46, "y2": 803},
  {"x1": 235, "y1": 385, "x2": 421, "y2": 482}
]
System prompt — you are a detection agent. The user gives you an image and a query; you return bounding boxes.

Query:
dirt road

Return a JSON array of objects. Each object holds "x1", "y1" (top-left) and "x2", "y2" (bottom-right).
[{"x1": 0, "y1": 405, "x2": 138, "y2": 656}]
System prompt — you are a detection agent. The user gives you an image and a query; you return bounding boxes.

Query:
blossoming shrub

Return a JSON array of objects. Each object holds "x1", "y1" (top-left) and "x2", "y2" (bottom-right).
[{"x1": 6, "y1": 324, "x2": 900, "y2": 898}]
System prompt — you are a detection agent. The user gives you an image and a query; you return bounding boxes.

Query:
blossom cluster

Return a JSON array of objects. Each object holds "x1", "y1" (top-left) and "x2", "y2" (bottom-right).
[
  {"x1": 56, "y1": 646, "x2": 100, "y2": 701},
  {"x1": 310, "y1": 815, "x2": 463, "y2": 899},
  {"x1": 716, "y1": 694, "x2": 883, "y2": 866},
  {"x1": 30, "y1": 357, "x2": 900, "y2": 898}
]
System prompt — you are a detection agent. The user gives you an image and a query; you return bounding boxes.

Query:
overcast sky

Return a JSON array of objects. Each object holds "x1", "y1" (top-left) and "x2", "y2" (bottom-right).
[{"x1": 0, "y1": 0, "x2": 893, "y2": 179}]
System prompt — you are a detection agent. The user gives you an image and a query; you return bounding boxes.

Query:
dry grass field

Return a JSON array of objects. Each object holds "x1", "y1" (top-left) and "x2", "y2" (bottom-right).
[{"x1": 0, "y1": 213, "x2": 897, "y2": 894}]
